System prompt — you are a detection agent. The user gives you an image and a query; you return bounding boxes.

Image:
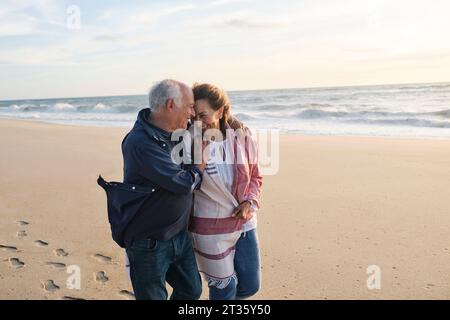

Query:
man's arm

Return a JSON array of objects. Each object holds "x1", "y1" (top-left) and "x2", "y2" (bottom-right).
[{"x1": 132, "y1": 143, "x2": 203, "y2": 195}]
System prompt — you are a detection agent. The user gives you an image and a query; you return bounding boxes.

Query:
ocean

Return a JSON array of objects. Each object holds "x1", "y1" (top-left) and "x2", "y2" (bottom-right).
[{"x1": 1, "y1": 82, "x2": 450, "y2": 138}]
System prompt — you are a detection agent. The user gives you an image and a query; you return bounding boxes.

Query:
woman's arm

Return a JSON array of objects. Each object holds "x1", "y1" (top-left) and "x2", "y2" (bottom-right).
[{"x1": 243, "y1": 135, "x2": 263, "y2": 208}]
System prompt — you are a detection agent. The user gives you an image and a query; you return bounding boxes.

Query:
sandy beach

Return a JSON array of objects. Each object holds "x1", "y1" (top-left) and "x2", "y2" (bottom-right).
[{"x1": 1, "y1": 118, "x2": 450, "y2": 300}]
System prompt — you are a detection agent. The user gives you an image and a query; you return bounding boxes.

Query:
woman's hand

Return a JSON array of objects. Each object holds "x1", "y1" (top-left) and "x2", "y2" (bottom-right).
[{"x1": 231, "y1": 200, "x2": 253, "y2": 220}]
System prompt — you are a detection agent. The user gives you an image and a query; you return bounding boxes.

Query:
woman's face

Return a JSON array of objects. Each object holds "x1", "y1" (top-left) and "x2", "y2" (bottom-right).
[{"x1": 194, "y1": 99, "x2": 223, "y2": 131}]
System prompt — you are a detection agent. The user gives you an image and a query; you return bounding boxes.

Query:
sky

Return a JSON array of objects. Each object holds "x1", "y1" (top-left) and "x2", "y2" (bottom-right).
[{"x1": 0, "y1": 0, "x2": 450, "y2": 100}]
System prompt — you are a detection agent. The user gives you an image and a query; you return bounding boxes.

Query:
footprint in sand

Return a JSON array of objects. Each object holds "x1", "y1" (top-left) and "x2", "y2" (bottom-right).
[
  {"x1": 93, "y1": 253, "x2": 112, "y2": 263},
  {"x1": 17, "y1": 220, "x2": 30, "y2": 226},
  {"x1": 34, "y1": 240, "x2": 49, "y2": 247},
  {"x1": 59, "y1": 296, "x2": 85, "y2": 300},
  {"x1": 41, "y1": 280, "x2": 60, "y2": 293},
  {"x1": 54, "y1": 248, "x2": 69, "y2": 257},
  {"x1": 0, "y1": 245, "x2": 18, "y2": 252},
  {"x1": 17, "y1": 230, "x2": 27, "y2": 239},
  {"x1": 94, "y1": 271, "x2": 109, "y2": 283},
  {"x1": 118, "y1": 290, "x2": 135, "y2": 300},
  {"x1": 9, "y1": 258, "x2": 25, "y2": 268},
  {"x1": 45, "y1": 262, "x2": 66, "y2": 270}
]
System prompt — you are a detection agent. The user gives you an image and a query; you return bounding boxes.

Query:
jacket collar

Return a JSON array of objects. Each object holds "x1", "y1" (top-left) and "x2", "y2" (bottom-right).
[{"x1": 135, "y1": 108, "x2": 171, "y2": 142}]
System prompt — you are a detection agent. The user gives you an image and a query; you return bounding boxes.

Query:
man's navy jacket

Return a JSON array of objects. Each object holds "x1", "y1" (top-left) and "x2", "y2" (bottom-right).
[{"x1": 98, "y1": 108, "x2": 202, "y2": 248}]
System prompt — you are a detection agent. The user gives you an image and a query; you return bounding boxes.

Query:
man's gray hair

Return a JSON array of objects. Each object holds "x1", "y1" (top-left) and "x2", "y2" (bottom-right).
[{"x1": 148, "y1": 79, "x2": 183, "y2": 111}]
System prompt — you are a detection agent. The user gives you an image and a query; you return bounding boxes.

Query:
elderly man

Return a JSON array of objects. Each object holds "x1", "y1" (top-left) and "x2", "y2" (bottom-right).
[{"x1": 122, "y1": 79, "x2": 204, "y2": 300}]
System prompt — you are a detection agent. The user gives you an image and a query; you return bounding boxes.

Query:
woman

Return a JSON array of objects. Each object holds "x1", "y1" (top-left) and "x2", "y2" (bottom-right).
[{"x1": 189, "y1": 83, "x2": 263, "y2": 300}]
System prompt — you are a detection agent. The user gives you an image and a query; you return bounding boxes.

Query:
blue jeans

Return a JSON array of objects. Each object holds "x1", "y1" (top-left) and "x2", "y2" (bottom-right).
[
  {"x1": 126, "y1": 230, "x2": 202, "y2": 300},
  {"x1": 209, "y1": 229, "x2": 261, "y2": 300}
]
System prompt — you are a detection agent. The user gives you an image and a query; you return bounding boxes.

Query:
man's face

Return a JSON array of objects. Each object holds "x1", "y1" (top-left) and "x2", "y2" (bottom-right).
[{"x1": 172, "y1": 87, "x2": 195, "y2": 130}]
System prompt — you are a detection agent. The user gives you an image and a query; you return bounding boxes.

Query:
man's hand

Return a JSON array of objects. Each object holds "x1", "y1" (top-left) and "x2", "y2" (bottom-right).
[
  {"x1": 231, "y1": 200, "x2": 253, "y2": 220},
  {"x1": 195, "y1": 140, "x2": 210, "y2": 171}
]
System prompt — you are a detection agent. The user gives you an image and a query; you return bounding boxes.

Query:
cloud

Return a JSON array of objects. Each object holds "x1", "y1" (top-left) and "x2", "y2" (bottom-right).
[
  {"x1": 128, "y1": 12, "x2": 160, "y2": 25},
  {"x1": 0, "y1": 15, "x2": 38, "y2": 37},
  {"x1": 0, "y1": 0, "x2": 66, "y2": 37},
  {"x1": 364, "y1": 49, "x2": 450, "y2": 64},
  {"x1": 99, "y1": 3, "x2": 197, "y2": 28},
  {"x1": 216, "y1": 16, "x2": 287, "y2": 29},
  {"x1": 93, "y1": 34, "x2": 123, "y2": 42},
  {"x1": 163, "y1": 4, "x2": 197, "y2": 14},
  {"x1": 209, "y1": 0, "x2": 252, "y2": 6}
]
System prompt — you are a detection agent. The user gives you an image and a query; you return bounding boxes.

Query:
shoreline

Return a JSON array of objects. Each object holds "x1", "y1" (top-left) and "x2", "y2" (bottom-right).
[{"x1": 1, "y1": 117, "x2": 450, "y2": 141}]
